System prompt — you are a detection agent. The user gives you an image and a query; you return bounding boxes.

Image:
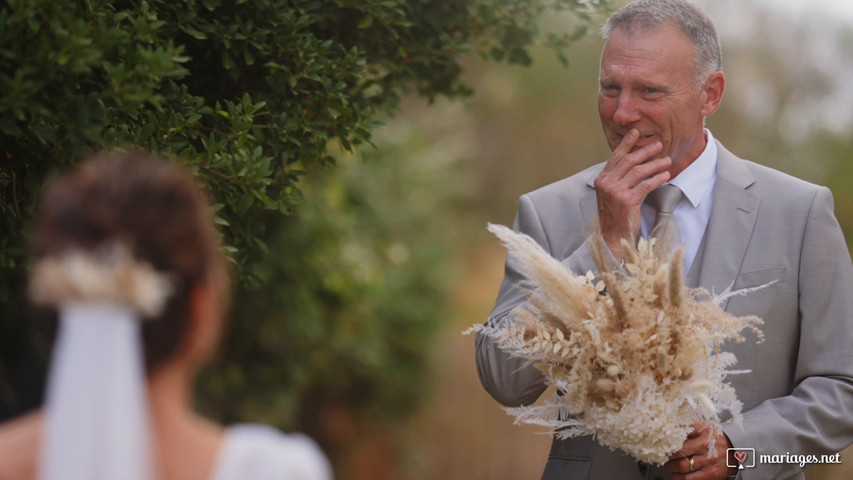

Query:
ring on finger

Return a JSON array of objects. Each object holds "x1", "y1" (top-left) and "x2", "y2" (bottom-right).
[{"x1": 689, "y1": 456, "x2": 695, "y2": 472}]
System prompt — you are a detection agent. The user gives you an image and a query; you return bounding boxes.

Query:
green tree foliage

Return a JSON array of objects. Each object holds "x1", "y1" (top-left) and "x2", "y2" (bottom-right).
[
  {"x1": 199, "y1": 124, "x2": 476, "y2": 463},
  {"x1": 1, "y1": 0, "x2": 608, "y2": 281},
  {"x1": 0, "y1": 0, "x2": 609, "y2": 466}
]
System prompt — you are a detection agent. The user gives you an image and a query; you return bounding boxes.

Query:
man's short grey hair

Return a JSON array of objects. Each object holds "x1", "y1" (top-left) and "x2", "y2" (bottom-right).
[{"x1": 602, "y1": 0, "x2": 722, "y2": 89}]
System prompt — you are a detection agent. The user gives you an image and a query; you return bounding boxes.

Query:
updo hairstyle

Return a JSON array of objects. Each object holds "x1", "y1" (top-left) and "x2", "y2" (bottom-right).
[{"x1": 29, "y1": 151, "x2": 229, "y2": 371}]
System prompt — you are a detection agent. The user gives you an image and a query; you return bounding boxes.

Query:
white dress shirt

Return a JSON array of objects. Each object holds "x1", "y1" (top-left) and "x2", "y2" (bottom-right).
[{"x1": 640, "y1": 129, "x2": 718, "y2": 274}]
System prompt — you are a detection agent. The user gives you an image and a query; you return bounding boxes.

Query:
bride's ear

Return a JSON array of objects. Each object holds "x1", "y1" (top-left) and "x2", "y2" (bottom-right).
[{"x1": 182, "y1": 278, "x2": 225, "y2": 367}]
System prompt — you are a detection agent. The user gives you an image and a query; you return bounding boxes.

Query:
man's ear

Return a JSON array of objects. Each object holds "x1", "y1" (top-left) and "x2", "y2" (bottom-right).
[{"x1": 700, "y1": 71, "x2": 725, "y2": 117}]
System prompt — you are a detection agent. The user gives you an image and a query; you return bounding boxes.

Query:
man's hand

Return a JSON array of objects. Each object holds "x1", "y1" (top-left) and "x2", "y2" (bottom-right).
[
  {"x1": 593, "y1": 128, "x2": 671, "y2": 259},
  {"x1": 665, "y1": 422, "x2": 737, "y2": 479}
]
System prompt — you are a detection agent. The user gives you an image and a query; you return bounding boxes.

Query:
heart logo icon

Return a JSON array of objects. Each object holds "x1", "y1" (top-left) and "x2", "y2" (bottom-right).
[{"x1": 733, "y1": 451, "x2": 748, "y2": 464}]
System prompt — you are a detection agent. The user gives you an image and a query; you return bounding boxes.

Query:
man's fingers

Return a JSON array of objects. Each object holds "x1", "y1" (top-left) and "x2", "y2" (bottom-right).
[
  {"x1": 689, "y1": 422, "x2": 708, "y2": 435},
  {"x1": 602, "y1": 129, "x2": 639, "y2": 172},
  {"x1": 666, "y1": 424, "x2": 729, "y2": 478},
  {"x1": 612, "y1": 128, "x2": 639, "y2": 158},
  {"x1": 671, "y1": 424, "x2": 717, "y2": 460},
  {"x1": 594, "y1": 130, "x2": 667, "y2": 253},
  {"x1": 604, "y1": 139, "x2": 664, "y2": 181},
  {"x1": 598, "y1": 142, "x2": 666, "y2": 191},
  {"x1": 623, "y1": 156, "x2": 671, "y2": 190},
  {"x1": 624, "y1": 139, "x2": 664, "y2": 166},
  {"x1": 665, "y1": 454, "x2": 697, "y2": 476}
]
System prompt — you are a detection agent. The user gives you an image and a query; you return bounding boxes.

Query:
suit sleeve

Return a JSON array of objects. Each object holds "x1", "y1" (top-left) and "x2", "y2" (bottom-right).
[
  {"x1": 723, "y1": 187, "x2": 853, "y2": 480},
  {"x1": 475, "y1": 193, "x2": 613, "y2": 407}
]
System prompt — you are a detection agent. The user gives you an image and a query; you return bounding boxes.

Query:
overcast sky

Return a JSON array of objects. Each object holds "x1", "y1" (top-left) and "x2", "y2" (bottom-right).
[
  {"x1": 696, "y1": 0, "x2": 853, "y2": 137},
  {"x1": 699, "y1": 0, "x2": 853, "y2": 29}
]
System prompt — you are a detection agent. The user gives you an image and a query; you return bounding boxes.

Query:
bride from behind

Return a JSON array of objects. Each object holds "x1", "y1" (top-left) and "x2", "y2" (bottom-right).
[{"x1": 0, "y1": 151, "x2": 332, "y2": 480}]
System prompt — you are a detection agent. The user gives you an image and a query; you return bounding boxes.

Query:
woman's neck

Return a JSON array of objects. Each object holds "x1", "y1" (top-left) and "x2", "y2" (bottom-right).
[{"x1": 147, "y1": 363, "x2": 224, "y2": 480}]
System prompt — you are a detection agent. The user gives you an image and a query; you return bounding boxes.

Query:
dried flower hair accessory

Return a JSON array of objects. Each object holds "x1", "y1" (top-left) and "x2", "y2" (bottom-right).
[
  {"x1": 29, "y1": 243, "x2": 174, "y2": 317},
  {"x1": 467, "y1": 223, "x2": 769, "y2": 465}
]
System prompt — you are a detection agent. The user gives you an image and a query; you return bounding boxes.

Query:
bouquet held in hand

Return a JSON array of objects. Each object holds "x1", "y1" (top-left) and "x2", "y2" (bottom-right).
[{"x1": 468, "y1": 223, "x2": 767, "y2": 465}]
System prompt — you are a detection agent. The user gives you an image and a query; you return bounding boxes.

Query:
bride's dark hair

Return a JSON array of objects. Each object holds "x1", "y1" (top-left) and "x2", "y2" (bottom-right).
[{"x1": 30, "y1": 150, "x2": 229, "y2": 370}]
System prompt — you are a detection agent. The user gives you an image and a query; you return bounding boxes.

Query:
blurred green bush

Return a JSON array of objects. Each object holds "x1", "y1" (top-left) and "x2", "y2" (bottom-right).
[
  {"x1": 198, "y1": 120, "x2": 476, "y2": 462},
  {"x1": 0, "y1": 0, "x2": 609, "y2": 471}
]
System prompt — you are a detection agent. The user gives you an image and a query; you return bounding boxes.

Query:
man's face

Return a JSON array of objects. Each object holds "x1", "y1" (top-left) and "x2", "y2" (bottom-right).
[{"x1": 598, "y1": 24, "x2": 710, "y2": 173}]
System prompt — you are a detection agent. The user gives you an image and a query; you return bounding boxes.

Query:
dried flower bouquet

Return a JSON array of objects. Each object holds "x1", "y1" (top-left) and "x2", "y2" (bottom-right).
[{"x1": 469, "y1": 224, "x2": 766, "y2": 465}]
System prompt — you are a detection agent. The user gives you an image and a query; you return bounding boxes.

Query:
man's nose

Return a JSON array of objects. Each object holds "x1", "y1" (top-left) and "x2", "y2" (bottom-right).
[{"x1": 612, "y1": 91, "x2": 642, "y2": 125}]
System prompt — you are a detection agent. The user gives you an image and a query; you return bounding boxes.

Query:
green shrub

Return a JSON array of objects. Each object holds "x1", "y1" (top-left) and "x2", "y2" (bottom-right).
[{"x1": 0, "y1": 0, "x2": 608, "y2": 465}]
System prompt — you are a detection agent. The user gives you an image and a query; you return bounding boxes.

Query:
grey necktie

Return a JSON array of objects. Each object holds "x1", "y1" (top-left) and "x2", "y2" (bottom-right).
[{"x1": 646, "y1": 184, "x2": 683, "y2": 248}]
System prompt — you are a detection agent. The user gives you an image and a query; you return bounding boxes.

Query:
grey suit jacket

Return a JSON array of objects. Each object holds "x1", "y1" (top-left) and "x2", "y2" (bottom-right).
[{"x1": 475, "y1": 141, "x2": 853, "y2": 480}]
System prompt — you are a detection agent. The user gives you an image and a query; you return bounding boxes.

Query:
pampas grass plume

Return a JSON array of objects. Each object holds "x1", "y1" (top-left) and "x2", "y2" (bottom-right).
[{"x1": 468, "y1": 223, "x2": 767, "y2": 465}]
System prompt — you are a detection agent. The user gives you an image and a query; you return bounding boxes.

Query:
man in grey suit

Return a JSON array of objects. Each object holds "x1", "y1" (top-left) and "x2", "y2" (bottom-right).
[{"x1": 475, "y1": 1, "x2": 853, "y2": 479}]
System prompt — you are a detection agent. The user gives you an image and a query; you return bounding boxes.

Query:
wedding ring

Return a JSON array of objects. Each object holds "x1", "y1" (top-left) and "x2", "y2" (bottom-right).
[{"x1": 689, "y1": 456, "x2": 695, "y2": 472}]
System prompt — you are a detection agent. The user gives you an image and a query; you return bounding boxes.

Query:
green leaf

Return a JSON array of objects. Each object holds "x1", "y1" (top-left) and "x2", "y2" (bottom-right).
[
  {"x1": 358, "y1": 16, "x2": 374, "y2": 29},
  {"x1": 222, "y1": 51, "x2": 236, "y2": 70},
  {"x1": 140, "y1": 122, "x2": 156, "y2": 139},
  {"x1": 184, "y1": 27, "x2": 208, "y2": 40}
]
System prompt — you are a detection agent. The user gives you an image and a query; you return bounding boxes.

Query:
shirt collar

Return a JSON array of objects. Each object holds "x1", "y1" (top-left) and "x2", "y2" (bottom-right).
[{"x1": 669, "y1": 129, "x2": 717, "y2": 208}]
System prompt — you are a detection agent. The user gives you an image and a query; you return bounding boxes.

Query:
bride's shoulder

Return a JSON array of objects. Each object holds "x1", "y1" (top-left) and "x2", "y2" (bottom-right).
[
  {"x1": 0, "y1": 410, "x2": 43, "y2": 480},
  {"x1": 209, "y1": 423, "x2": 332, "y2": 480}
]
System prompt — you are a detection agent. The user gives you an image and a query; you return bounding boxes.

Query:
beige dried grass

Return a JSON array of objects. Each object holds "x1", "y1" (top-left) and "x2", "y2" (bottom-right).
[{"x1": 468, "y1": 223, "x2": 766, "y2": 465}]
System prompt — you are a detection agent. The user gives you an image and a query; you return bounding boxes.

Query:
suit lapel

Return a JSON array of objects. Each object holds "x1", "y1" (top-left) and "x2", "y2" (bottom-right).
[{"x1": 697, "y1": 142, "x2": 761, "y2": 309}]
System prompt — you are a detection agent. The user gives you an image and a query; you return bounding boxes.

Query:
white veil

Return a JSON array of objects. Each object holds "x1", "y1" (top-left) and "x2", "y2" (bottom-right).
[
  {"x1": 40, "y1": 303, "x2": 153, "y2": 480},
  {"x1": 30, "y1": 246, "x2": 173, "y2": 480}
]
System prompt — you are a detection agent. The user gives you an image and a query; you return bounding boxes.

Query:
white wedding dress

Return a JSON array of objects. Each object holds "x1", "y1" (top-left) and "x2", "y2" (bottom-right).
[
  {"x1": 37, "y1": 303, "x2": 333, "y2": 480},
  {"x1": 209, "y1": 424, "x2": 332, "y2": 480}
]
